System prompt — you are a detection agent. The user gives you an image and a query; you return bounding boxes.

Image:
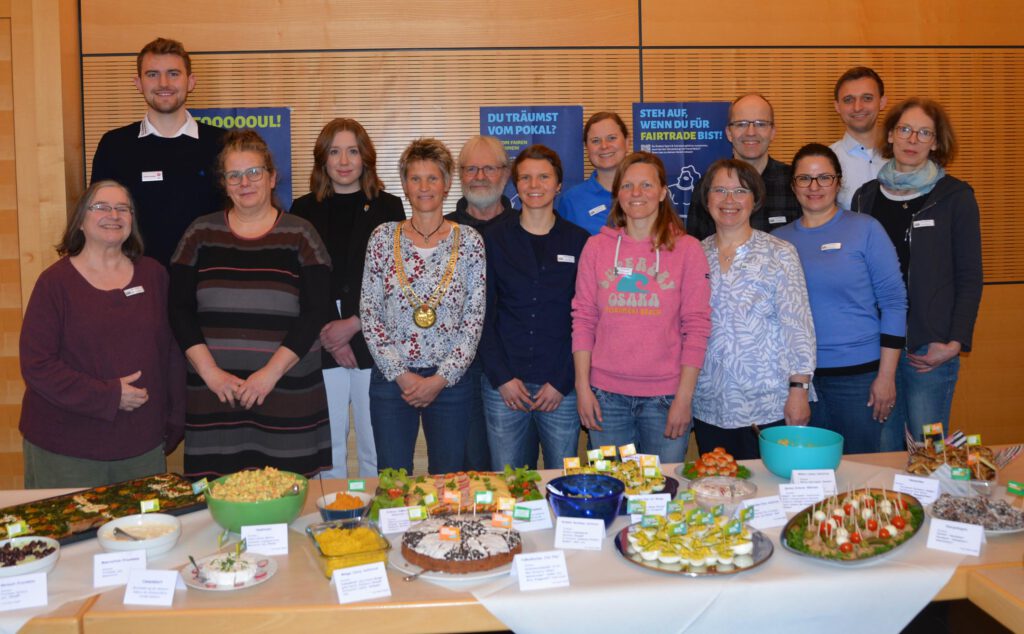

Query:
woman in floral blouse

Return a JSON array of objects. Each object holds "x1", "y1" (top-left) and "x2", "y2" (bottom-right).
[
  {"x1": 360, "y1": 138, "x2": 486, "y2": 474},
  {"x1": 692, "y1": 159, "x2": 816, "y2": 459}
]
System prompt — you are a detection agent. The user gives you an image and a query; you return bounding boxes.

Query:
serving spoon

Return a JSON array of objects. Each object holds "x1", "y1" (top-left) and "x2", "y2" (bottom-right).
[{"x1": 113, "y1": 527, "x2": 141, "y2": 541}]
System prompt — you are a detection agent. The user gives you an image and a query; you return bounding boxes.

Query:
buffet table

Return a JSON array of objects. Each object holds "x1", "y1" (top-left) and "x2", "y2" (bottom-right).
[{"x1": 9, "y1": 451, "x2": 1024, "y2": 634}]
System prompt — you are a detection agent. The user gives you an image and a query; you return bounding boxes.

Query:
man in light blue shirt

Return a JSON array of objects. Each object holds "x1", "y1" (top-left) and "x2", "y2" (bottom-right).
[{"x1": 830, "y1": 67, "x2": 887, "y2": 209}]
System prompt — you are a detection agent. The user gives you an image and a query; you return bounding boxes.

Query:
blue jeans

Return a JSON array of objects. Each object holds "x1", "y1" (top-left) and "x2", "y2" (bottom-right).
[
  {"x1": 810, "y1": 371, "x2": 881, "y2": 454},
  {"x1": 880, "y1": 346, "x2": 961, "y2": 451},
  {"x1": 462, "y1": 359, "x2": 492, "y2": 471},
  {"x1": 482, "y1": 377, "x2": 579, "y2": 471},
  {"x1": 588, "y1": 388, "x2": 688, "y2": 463},
  {"x1": 369, "y1": 367, "x2": 472, "y2": 474}
]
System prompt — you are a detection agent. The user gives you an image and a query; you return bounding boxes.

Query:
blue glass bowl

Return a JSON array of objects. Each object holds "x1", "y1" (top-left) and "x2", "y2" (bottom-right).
[
  {"x1": 759, "y1": 426, "x2": 844, "y2": 479},
  {"x1": 546, "y1": 474, "x2": 625, "y2": 528}
]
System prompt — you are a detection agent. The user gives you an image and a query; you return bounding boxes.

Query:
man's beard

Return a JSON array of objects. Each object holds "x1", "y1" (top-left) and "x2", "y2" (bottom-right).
[{"x1": 463, "y1": 183, "x2": 503, "y2": 209}]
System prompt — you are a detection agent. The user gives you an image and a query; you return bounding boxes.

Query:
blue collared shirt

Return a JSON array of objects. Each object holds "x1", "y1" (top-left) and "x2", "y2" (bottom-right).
[{"x1": 558, "y1": 172, "x2": 612, "y2": 235}]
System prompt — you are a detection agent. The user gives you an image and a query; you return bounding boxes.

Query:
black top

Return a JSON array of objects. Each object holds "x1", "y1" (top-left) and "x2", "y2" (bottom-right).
[
  {"x1": 91, "y1": 121, "x2": 226, "y2": 268},
  {"x1": 446, "y1": 196, "x2": 516, "y2": 233},
  {"x1": 685, "y1": 156, "x2": 800, "y2": 241},
  {"x1": 290, "y1": 189, "x2": 406, "y2": 369},
  {"x1": 871, "y1": 193, "x2": 928, "y2": 285}
]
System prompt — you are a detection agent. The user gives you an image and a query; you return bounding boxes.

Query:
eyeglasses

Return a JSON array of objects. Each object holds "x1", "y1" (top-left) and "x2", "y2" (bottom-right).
[
  {"x1": 893, "y1": 125, "x2": 935, "y2": 142},
  {"x1": 727, "y1": 120, "x2": 773, "y2": 131},
  {"x1": 87, "y1": 203, "x2": 134, "y2": 214},
  {"x1": 792, "y1": 174, "x2": 838, "y2": 188},
  {"x1": 224, "y1": 166, "x2": 267, "y2": 185},
  {"x1": 461, "y1": 165, "x2": 505, "y2": 177},
  {"x1": 709, "y1": 186, "x2": 753, "y2": 198}
]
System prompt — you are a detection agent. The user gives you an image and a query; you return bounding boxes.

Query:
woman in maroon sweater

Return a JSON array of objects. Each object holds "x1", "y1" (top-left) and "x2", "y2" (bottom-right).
[{"x1": 19, "y1": 181, "x2": 185, "y2": 488}]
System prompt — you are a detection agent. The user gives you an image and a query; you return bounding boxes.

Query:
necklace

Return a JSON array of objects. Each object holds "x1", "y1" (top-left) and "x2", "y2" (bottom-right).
[
  {"x1": 408, "y1": 216, "x2": 446, "y2": 244},
  {"x1": 393, "y1": 221, "x2": 461, "y2": 328}
]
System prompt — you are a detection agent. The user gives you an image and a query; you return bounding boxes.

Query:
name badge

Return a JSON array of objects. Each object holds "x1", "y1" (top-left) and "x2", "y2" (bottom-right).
[
  {"x1": 141, "y1": 171, "x2": 163, "y2": 182},
  {"x1": 587, "y1": 204, "x2": 607, "y2": 217},
  {"x1": 557, "y1": 254, "x2": 576, "y2": 263},
  {"x1": 913, "y1": 219, "x2": 935, "y2": 228},
  {"x1": 615, "y1": 266, "x2": 633, "y2": 276},
  {"x1": 123, "y1": 286, "x2": 145, "y2": 297},
  {"x1": 768, "y1": 215, "x2": 787, "y2": 224},
  {"x1": 820, "y1": 243, "x2": 841, "y2": 251}
]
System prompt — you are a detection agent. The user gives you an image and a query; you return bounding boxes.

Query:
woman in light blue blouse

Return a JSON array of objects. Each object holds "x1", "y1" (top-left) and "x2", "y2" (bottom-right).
[
  {"x1": 774, "y1": 144, "x2": 906, "y2": 454},
  {"x1": 692, "y1": 159, "x2": 816, "y2": 459}
]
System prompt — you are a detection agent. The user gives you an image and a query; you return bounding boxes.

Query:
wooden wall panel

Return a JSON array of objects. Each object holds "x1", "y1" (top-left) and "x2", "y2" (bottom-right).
[
  {"x1": 643, "y1": 48, "x2": 1024, "y2": 283},
  {"x1": 84, "y1": 50, "x2": 641, "y2": 209},
  {"x1": 643, "y1": 0, "x2": 1024, "y2": 46},
  {"x1": 80, "y1": 0, "x2": 639, "y2": 53}
]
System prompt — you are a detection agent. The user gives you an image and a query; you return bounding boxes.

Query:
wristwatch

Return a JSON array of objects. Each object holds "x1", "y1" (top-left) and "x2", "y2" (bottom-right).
[{"x1": 789, "y1": 381, "x2": 810, "y2": 390}]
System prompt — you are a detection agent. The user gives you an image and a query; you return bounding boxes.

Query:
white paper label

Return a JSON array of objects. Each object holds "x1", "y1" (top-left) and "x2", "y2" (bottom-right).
[
  {"x1": 791, "y1": 469, "x2": 838, "y2": 496},
  {"x1": 0, "y1": 573, "x2": 48, "y2": 612},
  {"x1": 778, "y1": 483, "x2": 827, "y2": 513},
  {"x1": 240, "y1": 523, "x2": 289, "y2": 556},
  {"x1": 768, "y1": 215, "x2": 787, "y2": 224},
  {"x1": 927, "y1": 518, "x2": 983, "y2": 556},
  {"x1": 123, "y1": 569, "x2": 178, "y2": 606},
  {"x1": 913, "y1": 219, "x2": 935, "y2": 228},
  {"x1": 627, "y1": 493, "x2": 671, "y2": 523},
  {"x1": 740, "y1": 496, "x2": 788, "y2": 529},
  {"x1": 556, "y1": 254, "x2": 576, "y2": 263},
  {"x1": 820, "y1": 242, "x2": 842, "y2": 251},
  {"x1": 892, "y1": 474, "x2": 941, "y2": 505},
  {"x1": 141, "y1": 170, "x2": 164, "y2": 182},
  {"x1": 514, "y1": 550, "x2": 570, "y2": 591},
  {"x1": 553, "y1": 517, "x2": 605, "y2": 551},
  {"x1": 511, "y1": 499, "x2": 553, "y2": 532},
  {"x1": 378, "y1": 507, "x2": 422, "y2": 534},
  {"x1": 123, "y1": 285, "x2": 145, "y2": 297},
  {"x1": 332, "y1": 562, "x2": 392, "y2": 605},
  {"x1": 94, "y1": 550, "x2": 147, "y2": 588},
  {"x1": 587, "y1": 204, "x2": 607, "y2": 217}
]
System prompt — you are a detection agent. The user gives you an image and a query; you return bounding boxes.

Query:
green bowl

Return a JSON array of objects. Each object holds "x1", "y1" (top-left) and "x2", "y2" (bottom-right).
[
  {"x1": 205, "y1": 472, "x2": 309, "y2": 533},
  {"x1": 759, "y1": 426, "x2": 844, "y2": 479}
]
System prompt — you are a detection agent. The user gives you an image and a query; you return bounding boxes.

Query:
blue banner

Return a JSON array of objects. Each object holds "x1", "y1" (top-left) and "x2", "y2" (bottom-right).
[
  {"x1": 192, "y1": 107, "x2": 293, "y2": 205},
  {"x1": 480, "y1": 106, "x2": 584, "y2": 209},
  {"x1": 633, "y1": 102, "x2": 731, "y2": 223}
]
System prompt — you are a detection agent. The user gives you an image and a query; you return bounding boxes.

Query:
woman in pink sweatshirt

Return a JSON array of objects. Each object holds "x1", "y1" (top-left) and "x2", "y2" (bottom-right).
[{"x1": 572, "y1": 152, "x2": 712, "y2": 463}]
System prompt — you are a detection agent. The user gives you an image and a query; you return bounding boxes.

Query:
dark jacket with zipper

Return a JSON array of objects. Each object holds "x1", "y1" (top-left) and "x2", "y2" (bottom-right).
[
  {"x1": 850, "y1": 174, "x2": 982, "y2": 352},
  {"x1": 290, "y1": 190, "x2": 406, "y2": 369}
]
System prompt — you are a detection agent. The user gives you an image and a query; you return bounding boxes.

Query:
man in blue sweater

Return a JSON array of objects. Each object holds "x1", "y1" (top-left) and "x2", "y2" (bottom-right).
[{"x1": 91, "y1": 38, "x2": 224, "y2": 267}]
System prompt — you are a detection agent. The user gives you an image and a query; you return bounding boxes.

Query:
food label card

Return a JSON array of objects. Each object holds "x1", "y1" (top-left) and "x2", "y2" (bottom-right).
[
  {"x1": 553, "y1": 517, "x2": 605, "y2": 551},
  {"x1": 627, "y1": 493, "x2": 671, "y2": 523},
  {"x1": 892, "y1": 474, "x2": 941, "y2": 505},
  {"x1": 927, "y1": 518, "x2": 984, "y2": 556},
  {"x1": 94, "y1": 550, "x2": 146, "y2": 588},
  {"x1": 0, "y1": 573, "x2": 47, "y2": 612},
  {"x1": 123, "y1": 569, "x2": 178, "y2": 606},
  {"x1": 791, "y1": 469, "x2": 837, "y2": 496},
  {"x1": 378, "y1": 507, "x2": 422, "y2": 534},
  {"x1": 777, "y1": 483, "x2": 826, "y2": 513},
  {"x1": 513, "y1": 550, "x2": 570, "y2": 591},
  {"x1": 240, "y1": 523, "x2": 289, "y2": 556},
  {"x1": 739, "y1": 496, "x2": 788, "y2": 529},
  {"x1": 511, "y1": 499, "x2": 553, "y2": 532},
  {"x1": 333, "y1": 562, "x2": 392, "y2": 604}
]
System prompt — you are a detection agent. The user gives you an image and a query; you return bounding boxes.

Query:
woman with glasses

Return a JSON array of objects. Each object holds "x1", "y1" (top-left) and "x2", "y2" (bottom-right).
[
  {"x1": 692, "y1": 159, "x2": 816, "y2": 459},
  {"x1": 169, "y1": 130, "x2": 333, "y2": 478},
  {"x1": 851, "y1": 98, "x2": 982, "y2": 449},
  {"x1": 360, "y1": 139, "x2": 486, "y2": 474},
  {"x1": 19, "y1": 181, "x2": 184, "y2": 487},
  {"x1": 573, "y1": 152, "x2": 711, "y2": 464},
  {"x1": 560, "y1": 112, "x2": 630, "y2": 235},
  {"x1": 775, "y1": 144, "x2": 907, "y2": 454},
  {"x1": 291, "y1": 119, "x2": 405, "y2": 479}
]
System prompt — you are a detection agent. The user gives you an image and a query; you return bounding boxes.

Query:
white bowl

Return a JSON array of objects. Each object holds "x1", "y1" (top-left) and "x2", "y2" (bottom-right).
[
  {"x1": 97, "y1": 513, "x2": 182, "y2": 557},
  {"x1": 0, "y1": 536, "x2": 60, "y2": 577}
]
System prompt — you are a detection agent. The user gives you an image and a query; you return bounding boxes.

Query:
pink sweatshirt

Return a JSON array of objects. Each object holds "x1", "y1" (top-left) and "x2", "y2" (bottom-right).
[{"x1": 572, "y1": 226, "x2": 711, "y2": 397}]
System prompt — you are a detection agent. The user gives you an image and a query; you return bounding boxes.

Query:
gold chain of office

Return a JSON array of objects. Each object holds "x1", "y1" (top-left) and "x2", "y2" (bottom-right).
[{"x1": 392, "y1": 220, "x2": 461, "y2": 328}]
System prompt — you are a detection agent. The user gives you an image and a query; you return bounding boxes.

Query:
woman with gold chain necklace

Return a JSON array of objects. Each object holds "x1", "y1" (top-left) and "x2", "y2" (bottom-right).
[{"x1": 360, "y1": 138, "x2": 486, "y2": 474}]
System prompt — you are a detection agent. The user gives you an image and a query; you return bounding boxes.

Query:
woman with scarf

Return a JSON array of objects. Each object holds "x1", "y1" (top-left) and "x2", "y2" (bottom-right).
[{"x1": 851, "y1": 98, "x2": 982, "y2": 450}]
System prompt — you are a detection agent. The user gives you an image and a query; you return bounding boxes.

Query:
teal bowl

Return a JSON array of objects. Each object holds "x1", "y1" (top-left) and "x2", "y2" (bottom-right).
[
  {"x1": 758, "y1": 426, "x2": 844, "y2": 478},
  {"x1": 205, "y1": 472, "x2": 308, "y2": 533}
]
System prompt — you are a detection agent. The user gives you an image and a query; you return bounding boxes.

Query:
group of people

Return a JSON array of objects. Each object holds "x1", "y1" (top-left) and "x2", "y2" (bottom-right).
[{"x1": 17, "y1": 38, "x2": 982, "y2": 488}]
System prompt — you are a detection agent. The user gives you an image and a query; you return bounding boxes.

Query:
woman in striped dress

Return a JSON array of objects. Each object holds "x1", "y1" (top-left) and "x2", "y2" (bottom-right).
[{"x1": 170, "y1": 130, "x2": 333, "y2": 478}]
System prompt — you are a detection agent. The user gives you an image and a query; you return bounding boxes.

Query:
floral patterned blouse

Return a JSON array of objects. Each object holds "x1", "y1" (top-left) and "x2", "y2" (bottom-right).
[
  {"x1": 360, "y1": 221, "x2": 486, "y2": 385},
  {"x1": 693, "y1": 230, "x2": 816, "y2": 428}
]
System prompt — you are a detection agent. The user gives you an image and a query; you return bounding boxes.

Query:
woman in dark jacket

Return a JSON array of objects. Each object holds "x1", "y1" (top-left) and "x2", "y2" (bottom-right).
[
  {"x1": 291, "y1": 118, "x2": 405, "y2": 477},
  {"x1": 851, "y1": 98, "x2": 982, "y2": 450}
]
